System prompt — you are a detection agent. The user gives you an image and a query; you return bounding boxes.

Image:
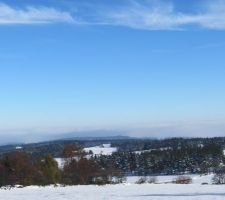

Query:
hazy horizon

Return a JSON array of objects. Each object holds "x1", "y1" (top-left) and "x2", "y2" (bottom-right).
[{"x1": 0, "y1": 120, "x2": 225, "y2": 144}]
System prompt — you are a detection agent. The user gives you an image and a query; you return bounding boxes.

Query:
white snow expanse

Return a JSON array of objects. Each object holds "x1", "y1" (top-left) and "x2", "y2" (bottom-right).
[
  {"x1": 84, "y1": 143, "x2": 117, "y2": 156},
  {"x1": 1, "y1": 175, "x2": 225, "y2": 200}
]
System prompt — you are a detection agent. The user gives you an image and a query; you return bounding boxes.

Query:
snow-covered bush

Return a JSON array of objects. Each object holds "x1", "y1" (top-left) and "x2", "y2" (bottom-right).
[
  {"x1": 212, "y1": 173, "x2": 225, "y2": 184},
  {"x1": 135, "y1": 177, "x2": 147, "y2": 184},
  {"x1": 212, "y1": 166, "x2": 225, "y2": 184}
]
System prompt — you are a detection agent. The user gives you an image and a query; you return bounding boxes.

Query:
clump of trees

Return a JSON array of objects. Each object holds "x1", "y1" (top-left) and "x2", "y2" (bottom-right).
[
  {"x1": 61, "y1": 144, "x2": 120, "y2": 185},
  {"x1": 0, "y1": 151, "x2": 60, "y2": 187},
  {"x1": 0, "y1": 144, "x2": 124, "y2": 187}
]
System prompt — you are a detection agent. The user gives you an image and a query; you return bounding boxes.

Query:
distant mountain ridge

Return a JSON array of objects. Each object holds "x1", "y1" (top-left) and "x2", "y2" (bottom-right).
[{"x1": 0, "y1": 129, "x2": 129, "y2": 145}]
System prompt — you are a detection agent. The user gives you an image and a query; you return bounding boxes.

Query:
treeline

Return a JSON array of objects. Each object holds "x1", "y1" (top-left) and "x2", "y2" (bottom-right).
[
  {"x1": 111, "y1": 137, "x2": 225, "y2": 152},
  {"x1": 0, "y1": 144, "x2": 123, "y2": 187},
  {"x1": 96, "y1": 142, "x2": 224, "y2": 175},
  {"x1": 0, "y1": 139, "x2": 126, "y2": 158},
  {"x1": 1, "y1": 137, "x2": 225, "y2": 160}
]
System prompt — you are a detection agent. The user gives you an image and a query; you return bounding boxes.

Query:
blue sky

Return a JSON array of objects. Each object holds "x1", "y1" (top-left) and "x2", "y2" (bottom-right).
[{"x1": 0, "y1": 0, "x2": 225, "y2": 141}]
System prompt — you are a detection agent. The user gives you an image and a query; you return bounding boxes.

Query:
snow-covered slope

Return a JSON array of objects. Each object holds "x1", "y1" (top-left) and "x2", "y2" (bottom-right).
[{"x1": 84, "y1": 144, "x2": 117, "y2": 156}]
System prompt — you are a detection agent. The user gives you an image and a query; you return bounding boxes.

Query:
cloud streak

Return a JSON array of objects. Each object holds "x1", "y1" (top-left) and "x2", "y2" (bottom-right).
[
  {"x1": 94, "y1": 0, "x2": 225, "y2": 30},
  {"x1": 1, "y1": 1, "x2": 225, "y2": 29},
  {"x1": 0, "y1": 3, "x2": 74, "y2": 24}
]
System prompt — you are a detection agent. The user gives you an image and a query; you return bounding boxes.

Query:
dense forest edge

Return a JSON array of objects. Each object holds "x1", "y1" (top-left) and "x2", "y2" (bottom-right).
[{"x1": 0, "y1": 137, "x2": 225, "y2": 187}]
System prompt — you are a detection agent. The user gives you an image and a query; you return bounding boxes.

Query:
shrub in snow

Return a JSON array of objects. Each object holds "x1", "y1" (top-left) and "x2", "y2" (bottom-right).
[
  {"x1": 212, "y1": 166, "x2": 225, "y2": 184},
  {"x1": 175, "y1": 176, "x2": 192, "y2": 184},
  {"x1": 135, "y1": 177, "x2": 147, "y2": 184},
  {"x1": 212, "y1": 173, "x2": 225, "y2": 184}
]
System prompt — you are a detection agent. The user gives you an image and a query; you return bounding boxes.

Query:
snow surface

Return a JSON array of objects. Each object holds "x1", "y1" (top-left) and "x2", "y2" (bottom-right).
[
  {"x1": 54, "y1": 158, "x2": 65, "y2": 169},
  {"x1": 0, "y1": 182, "x2": 225, "y2": 200},
  {"x1": 0, "y1": 174, "x2": 223, "y2": 200},
  {"x1": 84, "y1": 144, "x2": 117, "y2": 156}
]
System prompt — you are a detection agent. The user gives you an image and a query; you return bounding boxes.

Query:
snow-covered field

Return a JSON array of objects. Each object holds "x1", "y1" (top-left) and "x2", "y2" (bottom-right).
[
  {"x1": 0, "y1": 183, "x2": 225, "y2": 200},
  {"x1": 0, "y1": 174, "x2": 224, "y2": 200},
  {"x1": 84, "y1": 143, "x2": 117, "y2": 156},
  {"x1": 31, "y1": 143, "x2": 225, "y2": 200}
]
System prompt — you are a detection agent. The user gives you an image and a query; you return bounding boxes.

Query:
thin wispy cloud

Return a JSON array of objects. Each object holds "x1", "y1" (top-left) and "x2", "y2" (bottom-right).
[
  {"x1": 0, "y1": 3, "x2": 74, "y2": 24},
  {"x1": 1, "y1": 0, "x2": 225, "y2": 30},
  {"x1": 98, "y1": 0, "x2": 225, "y2": 30}
]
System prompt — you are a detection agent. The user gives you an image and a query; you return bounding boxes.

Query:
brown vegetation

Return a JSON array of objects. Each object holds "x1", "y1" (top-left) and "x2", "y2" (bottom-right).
[
  {"x1": 0, "y1": 144, "x2": 124, "y2": 187},
  {"x1": 175, "y1": 176, "x2": 192, "y2": 184}
]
